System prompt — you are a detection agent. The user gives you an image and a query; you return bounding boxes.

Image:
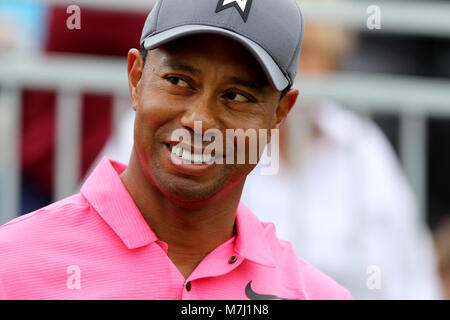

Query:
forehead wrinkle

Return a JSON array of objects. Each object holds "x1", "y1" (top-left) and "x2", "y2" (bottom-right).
[
  {"x1": 225, "y1": 75, "x2": 269, "y2": 92},
  {"x1": 160, "y1": 55, "x2": 202, "y2": 75}
]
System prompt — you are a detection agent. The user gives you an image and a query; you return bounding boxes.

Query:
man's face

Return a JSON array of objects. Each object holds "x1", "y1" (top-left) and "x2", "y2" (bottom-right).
[{"x1": 128, "y1": 34, "x2": 297, "y2": 206}]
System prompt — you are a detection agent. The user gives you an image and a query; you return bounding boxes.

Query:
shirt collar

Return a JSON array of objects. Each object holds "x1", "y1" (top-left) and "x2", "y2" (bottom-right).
[
  {"x1": 81, "y1": 157, "x2": 276, "y2": 267},
  {"x1": 234, "y1": 202, "x2": 277, "y2": 268},
  {"x1": 80, "y1": 157, "x2": 158, "y2": 249}
]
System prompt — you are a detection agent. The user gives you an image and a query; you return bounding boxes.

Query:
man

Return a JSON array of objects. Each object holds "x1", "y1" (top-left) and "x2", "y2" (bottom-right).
[{"x1": 0, "y1": 0, "x2": 352, "y2": 299}]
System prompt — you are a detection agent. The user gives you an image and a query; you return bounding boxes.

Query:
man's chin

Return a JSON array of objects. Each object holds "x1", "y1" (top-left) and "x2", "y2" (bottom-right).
[
  {"x1": 159, "y1": 186, "x2": 223, "y2": 209},
  {"x1": 150, "y1": 155, "x2": 243, "y2": 208},
  {"x1": 152, "y1": 174, "x2": 226, "y2": 207}
]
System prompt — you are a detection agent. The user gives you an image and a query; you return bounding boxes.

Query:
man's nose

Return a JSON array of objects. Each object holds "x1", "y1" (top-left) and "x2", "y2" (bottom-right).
[{"x1": 180, "y1": 95, "x2": 218, "y2": 135}]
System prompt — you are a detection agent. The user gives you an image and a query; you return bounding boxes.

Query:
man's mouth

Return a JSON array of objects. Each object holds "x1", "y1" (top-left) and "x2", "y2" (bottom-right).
[
  {"x1": 169, "y1": 144, "x2": 213, "y2": 164},
  {"x1": 165, "y1": 142, "x2": 218, "y2": 165}
]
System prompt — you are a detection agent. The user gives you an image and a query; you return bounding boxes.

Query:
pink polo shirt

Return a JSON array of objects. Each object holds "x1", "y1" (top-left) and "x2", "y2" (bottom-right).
[{"x1": 0, "y1": 157, "x2": 352, "y2": 300}]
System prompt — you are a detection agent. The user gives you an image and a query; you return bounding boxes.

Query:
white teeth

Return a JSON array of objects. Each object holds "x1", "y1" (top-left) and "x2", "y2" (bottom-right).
[
  {"x1": 173, "y1": 145, "x2": 183, "y2": 157},
  {"x1": 203, "y1": 153, "x2": 212, "y2": 163},
  {"x1": 181, "y1": 149, "x2": 191, "y2": 162},
  {"x1": 193, "y1": 153, "x2": 203, "y2": 164},
  {"x1": 170, "y1": 144, "x2": 213, "y2": 164}
]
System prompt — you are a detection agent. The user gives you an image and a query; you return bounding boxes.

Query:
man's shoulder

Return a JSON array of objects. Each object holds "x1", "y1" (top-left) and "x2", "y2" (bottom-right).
[
  {"x1": 260, "y1": 221, "x2": 353, "y2": 300},
  {"x1": 0, "y1": 193, "x2": 90, "y2": 244},
  {"x1": 0, "y1": 193, "x2": 96, "y2": 299},
  {"x1": 296, "y1": 257, "x2": 353, "y2": 300}
]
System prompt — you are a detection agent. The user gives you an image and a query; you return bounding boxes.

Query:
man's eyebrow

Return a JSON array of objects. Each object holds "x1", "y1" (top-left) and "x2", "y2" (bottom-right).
[
  {"x1": 162, "y1": 58, "x2": 201, "y2": 74},
  {"x1": 161, "y1": 57, "x2": 269, "y2": 90},
  {"x1": 225, "y1": 76, "x2": 269, "y2": 91}
]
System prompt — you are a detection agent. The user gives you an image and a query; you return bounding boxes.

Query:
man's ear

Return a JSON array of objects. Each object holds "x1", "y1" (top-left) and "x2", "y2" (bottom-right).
[
  {"x1": 271, "y1": 89, "x2": 299, "y2": 130},
  {"x1": 127, "y1": 48, "x2": 144, "y2": 111}
]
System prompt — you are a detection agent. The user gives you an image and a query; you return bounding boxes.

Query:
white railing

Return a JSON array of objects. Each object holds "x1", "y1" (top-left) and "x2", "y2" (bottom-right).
[{"x1": 0, "y1": 53, "x2": 129, "y2": 223}]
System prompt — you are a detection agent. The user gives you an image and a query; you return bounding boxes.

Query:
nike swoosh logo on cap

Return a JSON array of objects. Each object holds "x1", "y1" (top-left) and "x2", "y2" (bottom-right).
[{"x1": 245, "y1": 281, "x2": 292, "y2": 300}]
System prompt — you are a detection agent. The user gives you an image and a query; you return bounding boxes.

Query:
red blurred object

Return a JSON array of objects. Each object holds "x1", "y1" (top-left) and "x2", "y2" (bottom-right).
[{"x1": 20, "y1": 6, "x2": 147, "y2": 200}]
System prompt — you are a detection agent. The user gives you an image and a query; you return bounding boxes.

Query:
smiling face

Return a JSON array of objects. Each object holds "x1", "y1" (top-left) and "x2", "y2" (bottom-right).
[{"x1": 127, "y1": 34, "x2": 298, "y2": 206}]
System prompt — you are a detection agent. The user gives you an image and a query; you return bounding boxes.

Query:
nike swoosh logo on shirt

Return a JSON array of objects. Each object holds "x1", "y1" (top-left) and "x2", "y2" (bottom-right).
[{"x1": 245, "y1": 281, "x2": 291, "y2": 300}]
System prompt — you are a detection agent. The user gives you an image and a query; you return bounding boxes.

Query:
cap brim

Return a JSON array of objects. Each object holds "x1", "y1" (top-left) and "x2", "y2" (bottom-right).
[{"x1": 142, "y1": 25, "x2": 289, "y2": 91}]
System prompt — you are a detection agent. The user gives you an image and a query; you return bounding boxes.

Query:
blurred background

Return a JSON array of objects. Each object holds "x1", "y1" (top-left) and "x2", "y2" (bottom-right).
[{"x1": 0, "y1": 0, "x2": 450, "y2": 300}]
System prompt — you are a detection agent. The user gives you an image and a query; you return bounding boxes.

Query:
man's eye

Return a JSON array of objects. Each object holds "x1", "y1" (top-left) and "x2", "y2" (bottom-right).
[
  {"x1": 223, "y1": 92, "x2": 250, "y2": 102},
  {"x1": 166, "y1": 76, "x2": 190, "y2": 88}
]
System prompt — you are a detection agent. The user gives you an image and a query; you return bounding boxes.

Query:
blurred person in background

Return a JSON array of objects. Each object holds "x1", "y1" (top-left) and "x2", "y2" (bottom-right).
[
  {"x1": 241, "y1": 22, "x2": 443, "y2": 300},
  {"x1": 0, "y1": 0, "x2": 47, "y2": 52},
  {"x1": 0, "y1": 13, "x2": 17, "y2": 51},
  {"x1": 433, "y1": 216, "x2": 450, "y2": 300}
]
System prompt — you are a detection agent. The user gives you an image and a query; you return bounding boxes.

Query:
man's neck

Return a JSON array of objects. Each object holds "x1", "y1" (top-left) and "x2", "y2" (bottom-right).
[{"x1": 119, "y1": 152, "x2": 244, "y2": 278}]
